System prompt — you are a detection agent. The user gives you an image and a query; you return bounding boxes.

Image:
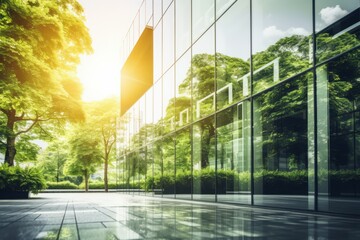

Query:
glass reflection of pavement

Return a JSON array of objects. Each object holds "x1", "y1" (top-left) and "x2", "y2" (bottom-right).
[{"x1": 0, "y1": 193, "x2": 358, "y2": 239}]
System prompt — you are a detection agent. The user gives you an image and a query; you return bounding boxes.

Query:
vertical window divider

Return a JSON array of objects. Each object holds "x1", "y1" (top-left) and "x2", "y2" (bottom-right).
[
  {"x1": 174, "y1": 1, "x2": 177, "y2": 199},
  {"x1": 190, "y1": 0, "x2": 194, "y2": 201},
  {"x1": 214, "y1": 0, "x2": 218, "y2": 203},
  {"x1": 249, "y1": 0, "x2": 254, "y2": 206},
  {"x1": 312, "y1": 0, "x2": 318, "y2": 212}
]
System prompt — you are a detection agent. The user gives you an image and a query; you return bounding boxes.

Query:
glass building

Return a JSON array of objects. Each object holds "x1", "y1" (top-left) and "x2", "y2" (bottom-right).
[{"x1": 118, "y1": 0, "x2": 360, "y2": 215}]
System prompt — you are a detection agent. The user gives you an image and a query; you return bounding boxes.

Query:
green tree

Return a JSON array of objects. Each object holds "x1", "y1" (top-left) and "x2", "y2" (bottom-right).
[
  {"x1": 66, "y1": 125, "x2": 102, "y2": 191},
  {"x1": 37, "y1": 140, "x2": 69, "y2": 182},
  {"x1": 0, "y1": 0, "x2": 92, "y2": 166},
  {"x1": 86, "y1": 98, "x2": 118, "y2": 192}
]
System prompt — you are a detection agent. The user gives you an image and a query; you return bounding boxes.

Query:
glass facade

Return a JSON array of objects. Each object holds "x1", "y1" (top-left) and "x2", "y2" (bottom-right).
[{"x1": 119, "y1": 0, "x2": 360, "y2": 215}]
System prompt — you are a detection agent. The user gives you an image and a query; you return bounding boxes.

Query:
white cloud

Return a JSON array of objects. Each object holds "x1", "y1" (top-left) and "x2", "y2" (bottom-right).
[
  {"x1": 320, "y1": 5, "x2": 348, "y2": 25},
  {"x1": 287, "y1": 27, "x2": 310, "y2": 36},
  {"x1": 263, "y1": 26, "x2": 285, "y2": 39},
  {"x1": 263, "y1": 26, "x2": 309, "y2": 40}
]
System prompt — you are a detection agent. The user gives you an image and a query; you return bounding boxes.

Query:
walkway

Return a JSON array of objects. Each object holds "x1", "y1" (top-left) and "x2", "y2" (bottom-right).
[{"x1": 0, "y1": 193, "x2": 358, "y2": 239}]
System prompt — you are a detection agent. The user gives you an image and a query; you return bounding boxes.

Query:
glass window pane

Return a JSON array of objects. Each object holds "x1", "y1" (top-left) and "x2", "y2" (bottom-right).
[
  {"x1": 175, "y1": 50, "x2": 192, "y2": 128},
  {"x1": 127, "y1": 150, "x2": 140, "y2": 192},
  {"x1": 163, "y1": 0, "x2": 172, "y2": 13},
  {"x1": 154, "y1": 0, "x2": 162, "y2": 27},
  {"x1": 192, "y1": 27, "x2": 215, "y2": 120},
  {"x1": 146, "y1": 0, "x2": 153, "y2": 25},
  {"x1": 252, "y1": 0, "x2": 312, "y2": 94},
  {"x1": 253, "y1": 72, "x2": 314, "y2": 210},
  {"x1": 138, "y1": 148, "x2": 147, "y2": 195},
  {"x1": 192, "y1": 0, "x2": 215, "y2": 42},
  {"x1": 216, "y1": 0, "x2": 236, "y2": 19},
  {"x1": 163, "y1": 67, "x2": 175, "y2": 133},
  {"x1": 153, "y1": 141, "x2": 163, "y2": 196},
  {"x1": 145, "y1": 88, "x2": 154, "y2": 143},
  {"x1": 154, "y1": 23, "x2": 162, "y2": 81},
  {"x1": 317, "y1": 49, "x2": 360, "y2": 215},
  {"x1": 193, "y1": 116, "x2": 216, "y2": 202},
  {"x1": 315, "y1": 0, "x2": 359, "y2": 63},
  {"x1": 130, "y1": 102, "x2": 140, "y2": 149},
  {"x1": 140, "y1": 2, "x2": 146, "y2": 32},
  {"x1": 134, "y1": 12, "x2": 140, "y2": 43},
  {"x1": 217, "y1": 102, "x2": 251, "y2": 204},
  {"x1": 175, "y1": 0, "x2": 191, "y2": 59},
  {"x1": 162, "y1": 135, "x2": 175, "y2": 198},
  {"x1": 175, "y1": 127, "x2": 192, "y2": 200},
  {"x1": 163, "y1": 2, "x2": 175, "y2": 72},
  {"x1": 129, "y1": 23, "x2": 134, "y2": 49},
  {"x1": 154, "y1": 79, "x2": 163, "y2": 139},
  {"x1": 145, "y1": 145, "x2": 154, "y2": 196},
  {"x1": 216, "y1": 0, "x2": 250, "y2": 110},
  {"x1": 139, "y1": 95, "x2": 146, "y2": 147}
]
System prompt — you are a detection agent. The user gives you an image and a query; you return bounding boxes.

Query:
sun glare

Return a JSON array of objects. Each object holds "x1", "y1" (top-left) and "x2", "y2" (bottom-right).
[
  {"x1": 76, "y1": 0, "x2": 142, "y2": 102},
  {"x1": 77, "y1": 54, "x2": 120, "y2": 102}
]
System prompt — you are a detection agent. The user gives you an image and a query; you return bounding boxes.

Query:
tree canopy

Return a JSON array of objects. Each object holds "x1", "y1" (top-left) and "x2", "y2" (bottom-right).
[{"x1": 0, "y1": 0, "x2": 92, "y2": 165}]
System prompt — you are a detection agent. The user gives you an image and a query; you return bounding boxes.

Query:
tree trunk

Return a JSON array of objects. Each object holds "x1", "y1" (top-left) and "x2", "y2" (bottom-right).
[
  {"x1": 56, "y1": 153, "x2": 60, "y2": 182},
  {"x1": 4, "y1": 110, "x2": 16, "y2": 166},
  {"x1": 85, "y1": 170, "x2": 89, "y2": 192},
  {"x1": 104, "y1": 155, "x2": 108, "y2": 192}
]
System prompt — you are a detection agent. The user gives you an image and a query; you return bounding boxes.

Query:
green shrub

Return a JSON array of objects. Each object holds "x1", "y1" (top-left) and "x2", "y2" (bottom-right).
[
  {"x1": 78, "y1": 181, "x2": 124, "y2": 189},
  {"x1": 253, "y1": 170, "x2": 308, "y2": 194},
  {"x1": 46, "y1": 181, "x2": 78, "y2": 189},
  {"x1": 141, "y1": 168, "x2": 360, "y2": 196},
  {"x1": 0, "y1": 164, "x2": 47, "y2": 194}
]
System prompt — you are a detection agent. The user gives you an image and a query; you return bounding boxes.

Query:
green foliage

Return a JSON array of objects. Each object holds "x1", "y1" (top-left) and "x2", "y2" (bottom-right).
[
  {"x1": 142, "y1": 169, "x2": 360, "y2": 196},
  {"x1": 0, "y1": 164, "x2": 46, "y2": 193},
  {"x1": 66, "y1": 125, "x2": 102, "y2": 175},
  {"x1": 14, "y1": 134, "x2": 41, "y2": 163},
  {"x1": 65, "y1": 124, "x2": 102, "y2": 191},
  {"x1": 37, "y1": 140, "x2": 69, "y2": 181},
  {"x1": 78, "y1": 181, "x2": 120, "y2": 189},
  {"x1": 46, "y1": 181, "x2": 78, "y2": 189},
  {"x1": 0, "y1": 0, "x2": 92, "y2": 165}
]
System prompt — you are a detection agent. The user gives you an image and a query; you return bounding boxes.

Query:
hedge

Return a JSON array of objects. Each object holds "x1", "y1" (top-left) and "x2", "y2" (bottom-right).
[
  {"x1": 142, "y1": 168, "x2": 360, "y2": 196},
  {"x1": 46, "y1": 181, "x2": 78, "y2": 189}
]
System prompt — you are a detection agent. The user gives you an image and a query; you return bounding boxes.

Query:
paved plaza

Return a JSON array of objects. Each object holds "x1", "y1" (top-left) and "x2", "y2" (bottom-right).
[{"x1": 0, "y1": 193, "x2": 359, "y2": 239}]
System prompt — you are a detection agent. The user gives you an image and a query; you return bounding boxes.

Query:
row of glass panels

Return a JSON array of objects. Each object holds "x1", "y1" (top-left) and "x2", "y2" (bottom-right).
[
  {"x1": 121, "y1": 0, "x2": 359, "y2": 150},
  {"x1": 119, "y1": 49, "x2": 359, "y2": 215},
  {"x1": 118, "y1": 0, "x2": 360, "y2": 215}
]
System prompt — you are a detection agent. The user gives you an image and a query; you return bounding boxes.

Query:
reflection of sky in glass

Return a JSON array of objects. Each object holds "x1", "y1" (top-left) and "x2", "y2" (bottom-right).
[
  {"x1": 192, "y1": 0, "x2": 215, "y2": 42},
  {"x1": 162, "y1": 2, "x2": 174, "y2": 72},
  {"x1": 216, "y1": 0, "x2": 250, "y2": 60},
  {"x1": 145, "y1": 89, "x2": 153, "y2": 124},
  {"x1": 153, "y1": 24, "x2": 162, "y2": 81},
  {"x1": 193, "y1": 26, "x2": 214, "y2": 56},
  {"x1": 153, "y1": 0, "x2": 162, "y2": 27},
  {"x1": 139, "y1": 95, "x2": 146, "y2": 128},
  {"x1": 153, "y1": 80, "x2": 162, "y2": 123},
  {"x1": 216, "y1": 0, "x2": 236, "y2": 19},
  {"x1": 315, "y1": 0, "x2": 358, "y2": 32},
  {"x1": 163, "y1": 67, "x2": 175, "y2": 117},
  {"x1": 176, "y1": 0, "x2": 191, "y2": 59},
  {"x1": 176, "y1": 50, "x2": 191, "y2": 96},
  {"x1": 252, "y1": 0, "x2": 312, "y2": 53},
  {"x1": 163, "y1": 0, "x2": 172, "y2": 13}
]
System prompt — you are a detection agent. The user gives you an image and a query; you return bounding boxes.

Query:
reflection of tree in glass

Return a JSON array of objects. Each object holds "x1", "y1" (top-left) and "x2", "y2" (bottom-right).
[
  {"x1": 254, "y1": 73, "x2": 310, "y2": 171},
  {"x1": 125, "y1": 28, "x2": 359, "y2": 185},
  {"x1": 327, "y1": 49, "x2": 360, "y2": 169},
  {"x1": 253, "y1": 35, "x2": 310, "y2": 93}
]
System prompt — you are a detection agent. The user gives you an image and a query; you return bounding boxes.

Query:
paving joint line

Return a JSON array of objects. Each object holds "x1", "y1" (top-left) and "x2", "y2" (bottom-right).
[
  {"x1": 72, "y1": 201, "x2": 81, "y2": 240},
  {"x1": 55, "y1": 200, "x2": 69, "y2": 240}
]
